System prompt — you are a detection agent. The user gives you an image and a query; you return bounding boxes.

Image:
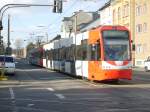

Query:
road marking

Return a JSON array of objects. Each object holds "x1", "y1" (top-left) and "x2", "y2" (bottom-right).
[
  {"x1": 47, "y1": 88, "x2": 55, "y2": 92},
  {"x1": 55, "y1": 94, "x2": 65, "y2": 99},
  {"x1": 27, "y1": 104, "x2": 34, "y2": 107},
  {"x1": 40, "y1": 78, "x2": 51, "y2": 80},
  {"x1": 9, "y1": 88, "x2": 15, "y2": 100}
]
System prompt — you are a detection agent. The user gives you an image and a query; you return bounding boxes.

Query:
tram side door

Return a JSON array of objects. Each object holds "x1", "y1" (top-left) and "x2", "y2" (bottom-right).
[{"x1": 88, "y1": 40, "x2": 101, "y2": 80}]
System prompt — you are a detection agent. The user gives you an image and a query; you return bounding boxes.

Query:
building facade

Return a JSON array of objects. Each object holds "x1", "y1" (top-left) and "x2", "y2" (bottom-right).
[
  {"x1": 12, "y1": 48, "x2": 27, "y2": 58},
  {"x1": 80, "y1": 18, "x2": 100, "y2": 32},
  {"x1": 61, "y1": 10, "x2": 99, "y2": 38},
  {"x1": 99, "y1": 1, "x2": 113, "y2": 25},
  {"x1": 135, "y1": 0, "x2": 150, "y2": 67}
]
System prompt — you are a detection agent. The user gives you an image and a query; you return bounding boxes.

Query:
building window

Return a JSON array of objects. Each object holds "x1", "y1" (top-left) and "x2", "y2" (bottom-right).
[
  {"x1": 126, "y1": 4, "x2": 129, "y2": 16},
  {"x1": 136, "y1": 24, "x2": 142, "y2": 33},
  {"x1": 143, "y1": 23, "x2": 147, "y2": 32},
  {"x1": 136, "y1": 6, "x2": 141, "y2": 16},
  {"x1": 113, "y1": 9, "x2": 116, "y2": 23},
  {"x1": 136, "y1": 44, "x2": 142, "y2": 53},
  {"x1": 118, "y1": 7, "x2": 121, "y2": 20},
  {"x1": 136, "y1": 61, "x2": 142, "y2": 65},
  {"x1": 143, "y1": 4, "x2": 147, "y2": 14},
  {"x1": 109, "y1": 7, "x2": 111, "y2": 16},
  {"x1": 143, "y1": 44, "x2": 147, "y2": 53},
  {"x1": 123, "y1": 4, "x2": 129, "y2": 17}
]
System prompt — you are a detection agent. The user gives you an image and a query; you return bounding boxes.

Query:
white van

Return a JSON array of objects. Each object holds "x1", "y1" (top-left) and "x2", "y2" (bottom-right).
[
  {"x1": 0, "y1": 55, "x2": 15, "y2": 75},
  {"x1": 144, "y1": 56, "x2": 150, "y2": 71}
]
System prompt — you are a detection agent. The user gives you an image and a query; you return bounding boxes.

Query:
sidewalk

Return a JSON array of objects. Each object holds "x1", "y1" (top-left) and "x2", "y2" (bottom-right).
[{"x1": 132, "y1": 66, "x2": 145, "y2": 71}]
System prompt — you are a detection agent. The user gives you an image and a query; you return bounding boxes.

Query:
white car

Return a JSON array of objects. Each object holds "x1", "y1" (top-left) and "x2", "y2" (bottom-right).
[
  {"x1": 0, "y1": 55, "x2": 15, "y2": 75},
  {"x1": 144, "y1": 56, "x2": 150, "y2": 72}
]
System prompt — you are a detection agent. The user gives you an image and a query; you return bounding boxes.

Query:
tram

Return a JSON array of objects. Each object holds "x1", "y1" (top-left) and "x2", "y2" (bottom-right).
[
  {"x1": 37, "y1": 25, "x2": 132, "y2": 81},
  {"x1": 28, "y1": 47, "x2": 43, "y2": 66}
]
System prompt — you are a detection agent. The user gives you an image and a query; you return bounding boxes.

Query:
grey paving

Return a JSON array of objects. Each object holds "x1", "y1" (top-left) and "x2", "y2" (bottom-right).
[{"x1": 0, "y1": 59, "x2": 150, "y2": 112}]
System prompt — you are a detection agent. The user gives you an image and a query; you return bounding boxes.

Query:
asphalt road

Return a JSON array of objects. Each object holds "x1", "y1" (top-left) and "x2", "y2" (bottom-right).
[{"x1": 0, "y1": 59, "x2": 150, "y2": 112}]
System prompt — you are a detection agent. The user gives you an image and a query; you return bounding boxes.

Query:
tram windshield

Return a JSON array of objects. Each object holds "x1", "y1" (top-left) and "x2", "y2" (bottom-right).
[{"x1": 102, "y1": 30, "x2": 131, "y2": 61}]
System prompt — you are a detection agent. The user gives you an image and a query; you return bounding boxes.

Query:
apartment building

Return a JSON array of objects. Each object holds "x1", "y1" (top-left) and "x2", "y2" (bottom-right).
[
  {"x1": 99, "y1": 1, "x2": 113, "y2": 25},
  {"x1": 135, "y1": 0, "x2": 150, "y2": 67},
  {"x1": 61, "y1": 10, "x2": 99, "y2": 38}
]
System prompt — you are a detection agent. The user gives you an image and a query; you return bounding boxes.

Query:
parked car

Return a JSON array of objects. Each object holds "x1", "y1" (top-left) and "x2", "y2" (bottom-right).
[
  {"x1": 0, "y1": 55, "x2": 15, "y2": 75},
  {"x1": 144, "y1": 56, "x2": 150, "y2": 72}
]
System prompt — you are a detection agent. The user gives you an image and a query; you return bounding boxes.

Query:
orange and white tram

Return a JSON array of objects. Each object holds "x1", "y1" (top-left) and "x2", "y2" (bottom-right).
[{"x1": 42, "y1": 25, "x2": 132, "y2": 81}]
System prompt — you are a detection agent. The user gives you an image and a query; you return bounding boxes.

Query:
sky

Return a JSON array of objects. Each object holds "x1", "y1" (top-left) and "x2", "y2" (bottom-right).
[{"x1": 0, "y1": 0, "x2": 108, "y2": 48}]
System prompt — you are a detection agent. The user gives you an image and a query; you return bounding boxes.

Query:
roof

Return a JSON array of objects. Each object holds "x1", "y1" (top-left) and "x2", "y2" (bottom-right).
[
  {"x1": 62, "y1": 17, "x2": 71, "y2": 21},
  {"x1": 80, "y1": 18, "x2": 100, "y2": 32},
  {"x1": 98, "y1": 0, "x2": 111, "y2": 11},
  {"x1": 50, "y1": 35, "x2": 61, "y2": 42}
]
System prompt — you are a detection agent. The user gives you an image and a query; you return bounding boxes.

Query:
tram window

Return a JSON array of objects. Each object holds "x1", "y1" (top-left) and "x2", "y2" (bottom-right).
[
  {"x1": 70, "y1": 45, "x2": 75, "y2": 61},
  {"x1": 43, "y1": 50, "x2": 46, "y2": 58},
  {"x1": 90, "y1": 42, "x2": 101, "y2": 61},
  {"x1": 54, "y1": 49, "x2": 59, "y2": 60},
  {"x1": 82, "y1": 45, "x2": 87, "y2": 60},
  {"x1": 51, "y1": 50, "x2": 53, "y2": 60},
  {"x1": 48, "y1": 50, "x2": 51, "y2": 60},
  {"x1": 70, "y1": 46, "x2": 74, "y2": 61},
  {"x1": 54, "y1": 50, "x2": 56, "y2": 60},
  {"x1": 45, "y1": 50, "x2": 48, "y2": 59},
  {"x1": 61, "y1": 47, "x2": 66, "y2": 60},
  {"x1": 47, "y1": 50, "x2": 49, "y2": 59},
  {"x1": 59, "y1": 48, "x2": 62, "y2": 60},
  {"x1": 97, "y1": 44, "x2": 100, "y2": 60},
  {"x1": 51, "y1": 50, "x2": 54, "y2": 60},
  {"x1": 58, "y1": 49, "x2": 60, "y2": 60},
  {"x1": 56, "y1": 49, "x2": 59, "y2": 60},
  {"x1": 69, "y1": 47, "x2": 71, "y2": 61},
  {"x1": 68, "y1": 46, "x2": 74, "y2": 61},
  {"x1": 53, "y1": 50, "x2": 55, "y2": 60},
  {"x1": 57, "y1": 49, "x2": 60, "y2": 60},
  {"x1": 82, "y1": 39, "x2": 88, "y2": 61},
  {"x1": 66, "y1": 47, "x2": 69, "y2": 61},
  {"x1": 62, "y1": 47, "x2": 66, "y2": 60},
  {"x1": 39, "y1": 52, "x2": 43, "y2": 59},
  {"x1": 50, "y1": 50, "x2": 52, "y2": 60},
  {"x1": 76, "y1": 45, "x2": 82, "y2": 60},
  {"x1": 59, "y1": 48, "x2": 63, "y2": 60}
]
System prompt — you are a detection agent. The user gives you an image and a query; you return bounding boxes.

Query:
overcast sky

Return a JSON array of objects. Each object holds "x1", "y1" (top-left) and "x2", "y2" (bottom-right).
[{"x1": 0, "y1": 0, "x2": 108, "y2": 48}]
